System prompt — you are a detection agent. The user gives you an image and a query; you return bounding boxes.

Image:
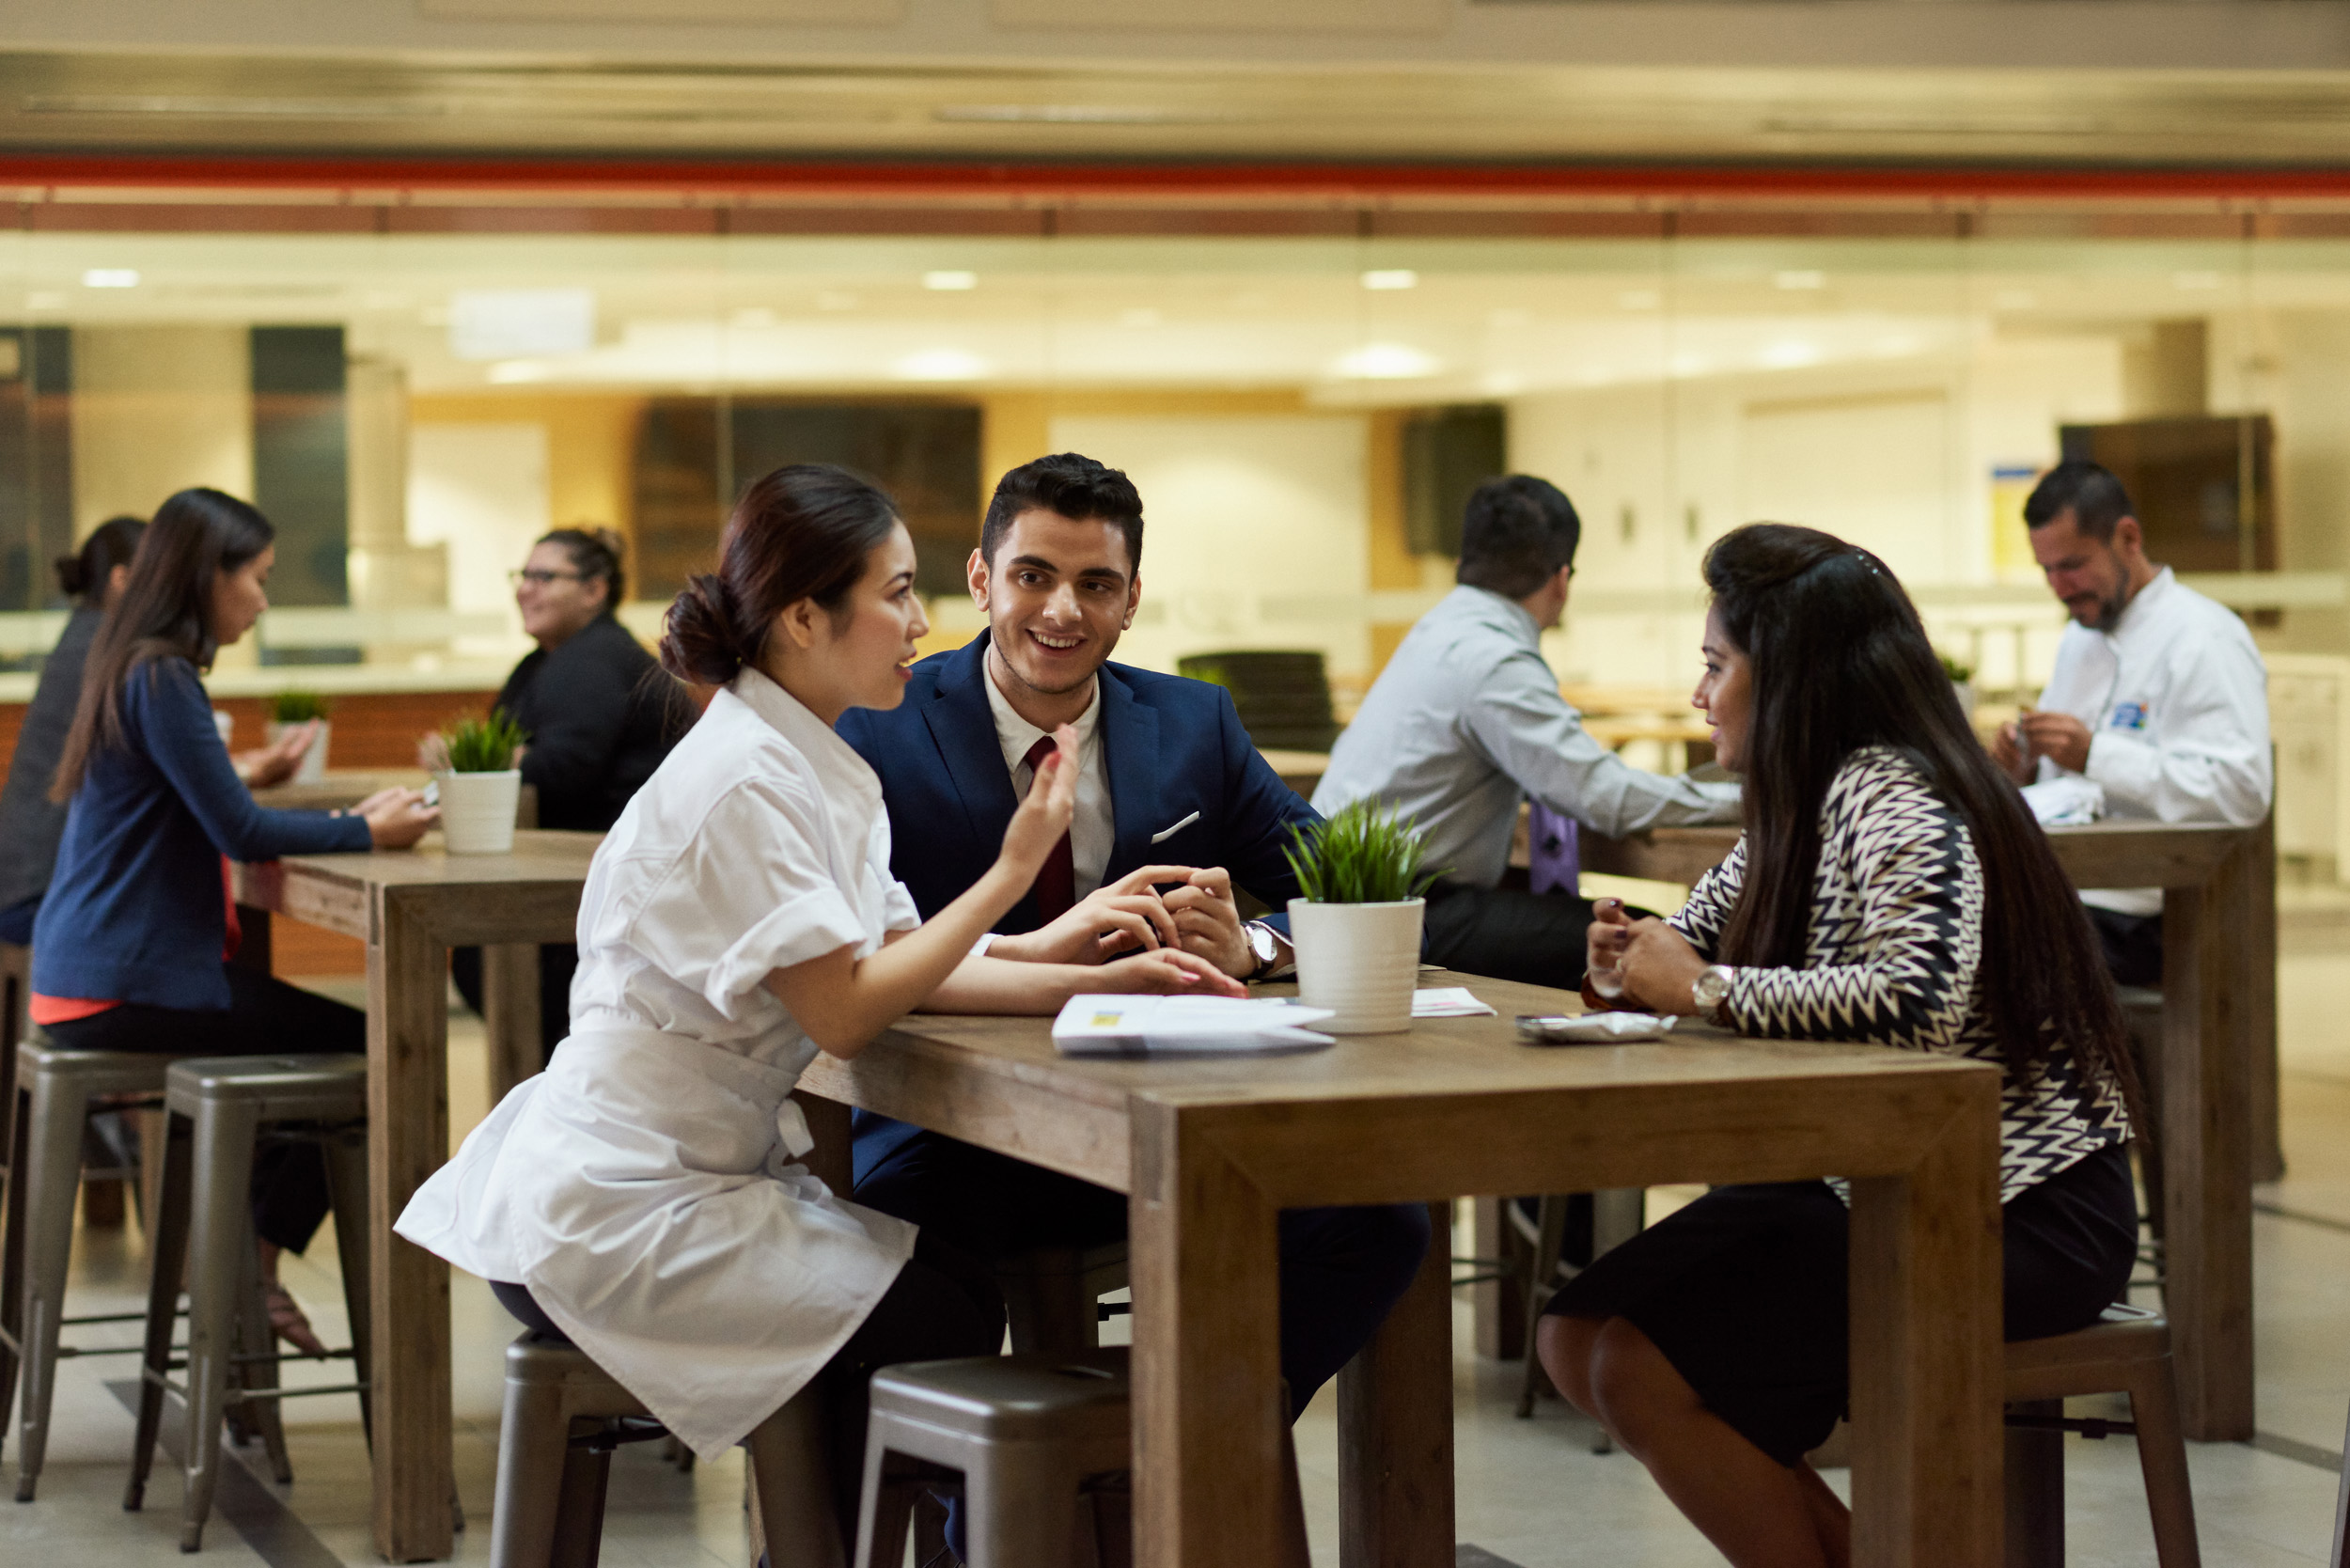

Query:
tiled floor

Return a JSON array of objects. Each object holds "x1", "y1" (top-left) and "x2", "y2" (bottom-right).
[{"x1": 10, "y1": 953, "x2": 2349, "y2": 1568}]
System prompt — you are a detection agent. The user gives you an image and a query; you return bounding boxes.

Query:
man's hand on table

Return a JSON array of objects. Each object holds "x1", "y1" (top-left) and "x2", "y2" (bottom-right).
[
  {"x1": 1161, "y1": 867, "x2": 1260, "y2": 979},
  {"x1": 986, "y1": 863, "x2": 1190, "y2": 964}
]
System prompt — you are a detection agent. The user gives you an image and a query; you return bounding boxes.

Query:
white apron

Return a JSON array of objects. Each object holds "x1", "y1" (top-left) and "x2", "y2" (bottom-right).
[{"x1": 397, "y1": 1022, "x2": 914, "y2": 1457}]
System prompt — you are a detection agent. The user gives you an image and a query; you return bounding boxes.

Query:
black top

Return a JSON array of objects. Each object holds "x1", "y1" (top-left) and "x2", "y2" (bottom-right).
[
  {"x1": 0, "y1": 605, "x2": 102, "y2": 911},
  {"x1": 497, "y1": 614, "x2": 676, "y2": 833}
]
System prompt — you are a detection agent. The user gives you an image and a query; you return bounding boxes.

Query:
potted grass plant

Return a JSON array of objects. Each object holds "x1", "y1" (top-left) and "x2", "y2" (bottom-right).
[
  {"x1": 266, "y1": 688, "x2": 334, "y2": 784},
  {"x1": 1283, "y1": 799, "x2": 1443, "y2": 1034},
  {"x1": 434, "y1": 709, "x2": 528, "y2": 855},
  {"x1": 1938, "y1": 651, "x2": 1978, "y2": 726}
]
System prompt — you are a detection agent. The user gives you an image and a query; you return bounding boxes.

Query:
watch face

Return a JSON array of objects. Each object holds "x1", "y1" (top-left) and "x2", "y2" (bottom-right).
[{"x1": 1249, "y1": 924, "x2": 1277, "y2": 964}]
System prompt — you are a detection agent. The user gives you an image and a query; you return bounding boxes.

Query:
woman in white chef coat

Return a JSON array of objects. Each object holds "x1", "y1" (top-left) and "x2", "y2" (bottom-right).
[{"x1": 397, "y1": 463, "x2": 1240, "y2": 1538}]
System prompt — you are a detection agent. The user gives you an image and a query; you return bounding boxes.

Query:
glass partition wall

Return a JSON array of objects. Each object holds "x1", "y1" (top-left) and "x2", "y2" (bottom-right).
[{"x1": 1, "y1": 219, "x2": 2338, "y2": 855}]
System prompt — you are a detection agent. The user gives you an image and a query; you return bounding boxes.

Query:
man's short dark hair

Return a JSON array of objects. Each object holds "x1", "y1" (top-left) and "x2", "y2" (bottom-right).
[
  {"x1": 980, "y1": 453, "x2": 1145, "y2": 573},
  {"x1": 1456, "y1": 476, "x2": 1581, "y2": 600},
  {"x1": 2024, "y1": 461, "x2": 2135, "y2": 542}
]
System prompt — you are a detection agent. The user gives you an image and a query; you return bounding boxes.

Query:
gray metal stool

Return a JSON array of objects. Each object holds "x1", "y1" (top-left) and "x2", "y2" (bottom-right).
[
  {"x1": 0, "y1": 1038, "x2": 172, "y2": 1499},
  {"x1": 2004, "y1": 1302, "x2": 2201, "y2": 1568},
  {"x1": 491, "y1": 1332, "x2": 839, "y2": 1568},
  {"x1": 854, "y1": 1349, "x2": 1136, "y2": 1568},
  {"x1": 995, "y1": 1242, "x2": 1130, "y2": 1356},
  {"x1": 123, "y1": 1055, "x2": 374, "y2": 1551},
  {"x1": 1513, "y1": 1188, "x2": 1645, "y2": 1445}
]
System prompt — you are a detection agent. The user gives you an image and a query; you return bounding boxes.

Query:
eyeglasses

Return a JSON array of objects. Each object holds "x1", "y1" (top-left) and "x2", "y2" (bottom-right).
[{"x1": 509, "y1": 569, "x2": 588, "y2": 588}]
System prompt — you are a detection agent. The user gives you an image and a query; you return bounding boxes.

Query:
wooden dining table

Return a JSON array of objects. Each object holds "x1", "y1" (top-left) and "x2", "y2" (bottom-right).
[
  {"x1": 1583, "y1": 816, "x2": 2273, "y2": 1443},
  {"x1": 802, "y1": 968, "x2": 2009, "y2": 1568},
  {"x1": 230, "y1": 829, "x2": 602, "y2": 1562}
]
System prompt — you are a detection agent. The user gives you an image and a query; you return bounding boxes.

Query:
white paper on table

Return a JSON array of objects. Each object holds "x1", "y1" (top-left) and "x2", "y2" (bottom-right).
[
  {"x1": 2021, "y1": 774, "x2": 2105, "y2": 826},
  {"x1": 1412, "y1": 986, "x2": 1496, "y2": 1018},
  {"x1": 1052, "y1": 994, "x2": 1337, "y2": 1058}
]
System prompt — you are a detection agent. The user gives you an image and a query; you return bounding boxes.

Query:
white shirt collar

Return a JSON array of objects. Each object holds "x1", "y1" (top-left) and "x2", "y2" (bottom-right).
[
  {"x1": 727, "y1": 666, "x2": 883, "y2": 808},
  {"x1": 981, "y1": 652, "x2": 1101, "y2": 776},
  {"x1": 1450, "y1": 584, "x2": 1543, "y2": 651},
  {"x1": 2106, "y1": 566, "x2": 2176, "y2": 641}
]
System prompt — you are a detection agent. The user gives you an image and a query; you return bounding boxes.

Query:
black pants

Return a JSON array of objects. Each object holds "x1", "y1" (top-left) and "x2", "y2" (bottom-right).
[
  {"x1": 492, "y1": 1229, "x2": 1003, "y2": 1544},
  {"x1": 1422, "y1": 882, "x2": 1596, "y2": 990},
  {"x1": 450, "y1": 942, "x2": 579, "y2": 1066},
  {"x1": 40, "y1": 964, "x2": 362, "y2": 1253},
  {"x1": 2087, "y1": 907, "x2": 2164, "y2": 988},
  {"x1": 852, "y1": 1123, "x2": 1433, "y2": 1416}
]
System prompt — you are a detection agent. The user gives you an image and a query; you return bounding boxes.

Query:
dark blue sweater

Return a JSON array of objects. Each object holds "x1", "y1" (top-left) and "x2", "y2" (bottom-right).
[{"x1": 32, "y1": 656, "x2": 372, "y2": 1010}]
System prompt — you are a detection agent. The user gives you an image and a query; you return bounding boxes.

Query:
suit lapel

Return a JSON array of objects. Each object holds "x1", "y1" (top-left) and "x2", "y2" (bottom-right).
[
  {"x1": 1099, "y1": 665, "x2": 1161, "y2": 884},
  {"x1": 923, "y1": 634, "x2": 1021, "y2": 844}
]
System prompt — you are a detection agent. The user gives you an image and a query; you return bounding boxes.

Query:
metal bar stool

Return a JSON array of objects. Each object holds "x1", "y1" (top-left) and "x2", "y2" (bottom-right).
[
  {"x1": 2004, "y1": 1302, "x2": 2201, "y2": 1568},
  {"x1": 0, "y1": 1037, "x2": 173, "y2": 1499},
  {"x1": 490, "y1": 1331, "x2": 840, "y2": 1568},
  {"x1": 852, "y1": 1349, "x2": 1308, "y2": 1568},
  {"x1": 995, "y1": 1242, "x2": 1130, "y2": 1356},
  {"x1": 123, "y1": 1054, "x2": 373, "y2": 1552},
  {"x1": 1513, "y1": 1188, "x2": 1645, "y2": 1445}
]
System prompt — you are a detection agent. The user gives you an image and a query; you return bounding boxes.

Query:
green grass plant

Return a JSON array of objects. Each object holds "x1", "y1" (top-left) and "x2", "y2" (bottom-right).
[
  {"x1": 440, "y1": 709, "x2": 528, "y2": 773},
  {"x1": 268, "y1": 688, "x2": 333, "y2": 724},
  {"x1": 1283, "y1": 798, "x2": 1443, "y2": 904},
  {"x1": 1937, "y1": 651, "x2": 1975, "y2": 684}
]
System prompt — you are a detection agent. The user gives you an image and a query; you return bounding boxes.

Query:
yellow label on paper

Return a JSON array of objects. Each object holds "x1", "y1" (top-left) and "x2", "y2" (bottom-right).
[{"x1": 1091, "y1": 1012, "x2": 1123, "y2": 1027}]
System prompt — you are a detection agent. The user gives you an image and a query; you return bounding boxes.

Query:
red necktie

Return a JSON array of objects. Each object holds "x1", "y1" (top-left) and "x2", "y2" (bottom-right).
[{"x1": 1021, "y1": 734, "x2": 1076, "y2": 922}]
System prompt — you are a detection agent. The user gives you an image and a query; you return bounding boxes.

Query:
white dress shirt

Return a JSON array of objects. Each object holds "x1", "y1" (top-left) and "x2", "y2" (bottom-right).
[
  {"x1": 2033, "y1": 566, "x2": 2272, "y2": 917},
  {"x1": 1314, "y1": 585, "x2": 1740, "y2": 888},
  {"x1": 982, "y1": 659, "x2": 1115, "y2": 896},
  {"x1": 397, "y1": 669, "x2": 917, "y2": 1456}
]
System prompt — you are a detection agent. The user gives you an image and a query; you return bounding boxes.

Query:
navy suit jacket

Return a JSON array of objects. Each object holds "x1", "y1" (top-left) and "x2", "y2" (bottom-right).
[
  {"x1": 838, "y1": 632, "x2": 1320, "y2": 931},
  {"x1": 837, "y1": 633, "x2": 1322, "y2": 1176}
]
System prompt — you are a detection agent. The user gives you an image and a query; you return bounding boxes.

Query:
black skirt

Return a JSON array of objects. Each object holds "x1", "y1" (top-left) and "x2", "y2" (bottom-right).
[{"x1": 1542, "y1": 1139, "x2": 2138, "y2": 1466}]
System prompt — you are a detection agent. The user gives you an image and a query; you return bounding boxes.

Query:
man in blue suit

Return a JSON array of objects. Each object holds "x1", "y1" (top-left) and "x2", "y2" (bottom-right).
[{"x1": 838, "y1": 452, "x2": 1431, "y2": 1418}]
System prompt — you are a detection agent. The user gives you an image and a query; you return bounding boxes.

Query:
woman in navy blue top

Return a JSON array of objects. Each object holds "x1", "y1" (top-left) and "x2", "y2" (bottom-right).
[{"x1": 35, "y1": 488, "x2": 436, "y2": 1349}]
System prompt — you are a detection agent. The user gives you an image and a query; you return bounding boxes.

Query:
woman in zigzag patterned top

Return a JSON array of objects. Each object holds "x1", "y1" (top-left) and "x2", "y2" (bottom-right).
[{"x1": 1536, "y1": 524, "x2": 2143, "y2": 1568}]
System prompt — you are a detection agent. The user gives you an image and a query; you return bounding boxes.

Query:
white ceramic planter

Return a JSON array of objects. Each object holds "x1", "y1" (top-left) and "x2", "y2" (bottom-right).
[
  {"x1": 1287, "y1": 897, "x2": 1425, "y2": 1035},
  {"x1": 1951, "y1": 681, "x2": 1977, "y2": 724},
  {"x1": 435, "y1": 769, "x2": 522, "y2": 855},
  {"x1": 266, "y1": 720, "x2": 330, "y2": 784}
]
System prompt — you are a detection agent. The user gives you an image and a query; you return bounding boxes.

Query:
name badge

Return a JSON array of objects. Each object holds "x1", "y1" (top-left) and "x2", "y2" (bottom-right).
[{"x1": 2109, "y1": 701, "x2": 2149, "y2": 732}]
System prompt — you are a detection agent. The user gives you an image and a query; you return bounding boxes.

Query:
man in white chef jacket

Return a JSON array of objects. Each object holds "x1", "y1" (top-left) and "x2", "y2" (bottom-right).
[{"x1": 1992, "y1": 459, "x2": 2272, "y2": 984}]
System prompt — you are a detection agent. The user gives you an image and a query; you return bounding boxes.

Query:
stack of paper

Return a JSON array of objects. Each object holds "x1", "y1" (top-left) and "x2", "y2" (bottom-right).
[{"x1": 1052, "y1": 995, "x2": 1337, "y2": 1058}]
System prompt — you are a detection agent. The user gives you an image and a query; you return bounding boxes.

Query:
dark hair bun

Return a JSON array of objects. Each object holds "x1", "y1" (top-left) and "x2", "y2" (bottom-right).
[
  {"x1": 54, "y1": 554, "x2": 88, "y2": 597},
  {"x1": 659, "y1": 573, "x2": 745, "y2": 685}
]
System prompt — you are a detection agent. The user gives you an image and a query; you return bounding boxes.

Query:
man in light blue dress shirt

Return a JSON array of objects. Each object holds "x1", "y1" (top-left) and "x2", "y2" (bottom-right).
[{"x1": 1314, "y1": 476, "x2": 1740, "y2": 987}]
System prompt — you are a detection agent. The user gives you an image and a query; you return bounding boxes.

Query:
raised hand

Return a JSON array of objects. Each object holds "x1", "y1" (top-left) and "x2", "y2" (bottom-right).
[{"x1": 997, "y1": 724, "x2": 1079, "y2": 879}]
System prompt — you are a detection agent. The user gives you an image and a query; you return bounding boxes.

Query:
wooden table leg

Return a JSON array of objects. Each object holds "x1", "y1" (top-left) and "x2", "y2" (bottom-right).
[
  {"x1": 479, "y1": 943, "x2": 542, "y2": 1107},
  {"x1": 368, "y1": 889, "x2": 455, "y2": 1560},
  {"x1": 1847, "y1": 1079, "x2": 2001, "y2": 1568},
  {"x1": 2162, "y1": 873, "x2": 2256, "y2": 1440},
  {"x1": 1129, "y1": 1103, "x2": 1283, "y2": 1568},
  {"x1": 2246, "y1": 812, "x2": 2283, "y2": 1184},
  {"x1": 1339, "y1": 1200, "x2": 1455, "y2": 1568}
]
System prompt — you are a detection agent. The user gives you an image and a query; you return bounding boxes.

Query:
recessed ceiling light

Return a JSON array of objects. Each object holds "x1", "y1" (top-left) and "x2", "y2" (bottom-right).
[
  {"x1": 1361, "y1": 270, "x2": 1418, "y2": 291},
  {"x1": 1760, "y1": 340, "x2": 1823, "y2": 368},
  {"x1": 922, "y1": 271, "x2": 979, "y2": 292},
  {"x1": 1774, "y1": 270, "x2": 1826, "y2": 290},
  {"x1": 893, "y1": 347, "x2": 988, "y2": 381},
  {"x1": 487, "y1": 360, "x2": 551, "y2": 384},
  {"x1": 82, "y1": 269, "x2": 139, "y2": 289},
  {"x1": 1331, "y1": 342, "x2": 1438, "y2": 380}
]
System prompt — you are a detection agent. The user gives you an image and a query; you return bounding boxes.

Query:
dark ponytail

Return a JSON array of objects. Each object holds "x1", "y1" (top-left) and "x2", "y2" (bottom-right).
[
  {"x1": 55, "y1": 516, "x2": 147, "y2": 604},
  {"x1": 660, "y1": 464, "x2": 901, "y2": 687}
]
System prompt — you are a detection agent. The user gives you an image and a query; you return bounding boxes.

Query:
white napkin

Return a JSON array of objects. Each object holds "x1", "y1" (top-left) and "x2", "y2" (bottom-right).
[
  {"x1": 1413, "y1": 986, "x2": 1496, "y2": 1018},
  {"x1": 2022, "y1": 775, "x2": 2105, "y2": 826}
]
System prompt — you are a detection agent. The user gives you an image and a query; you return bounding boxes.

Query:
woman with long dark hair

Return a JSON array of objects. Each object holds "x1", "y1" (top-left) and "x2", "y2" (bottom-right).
[
  {"x1": 397, "y1": 464, "x2": 1237, "y2": 1542},
  {"x1": 1538, "y1": 524, "x2": 2141, "y2": 1568},
  {"x1": 35, "y1": 488, "x2": 435, "y2": 1348},
  {"x1": 0, "y1": 515, "x2": 146, "y2": 945}
]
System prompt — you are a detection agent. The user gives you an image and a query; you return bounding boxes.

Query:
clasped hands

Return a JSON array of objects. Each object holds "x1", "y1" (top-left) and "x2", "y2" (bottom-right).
[
  {"x1": 1991, "y1": 709, "x2": 2092, "y2": 782},
  {"x1": 1586, "y1": 898, "x2": 1709, "y2": 1016},
  {"x1": 989, "y1": 861, "x2": 1257, "y2": 978}
]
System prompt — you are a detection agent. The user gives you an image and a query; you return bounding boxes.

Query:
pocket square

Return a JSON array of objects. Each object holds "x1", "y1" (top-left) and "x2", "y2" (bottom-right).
[{"x1": 1149, "y1": 810, "x2": 1201, "y2": 844}]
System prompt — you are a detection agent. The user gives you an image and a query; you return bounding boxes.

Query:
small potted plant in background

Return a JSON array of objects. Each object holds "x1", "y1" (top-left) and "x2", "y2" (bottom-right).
[
  {"x1": 267, "y1": 689, "x2": 333, "y2": 784},
  {"x1": 1938, "y1": 651, "x2": 1978, "y2": 728},
  {"x1": 1282, "y1": 799, "x2": 1443, "y2": 1035},
  {"x1": 433, "y1": 709, "x2": 528, "y2": 855}
]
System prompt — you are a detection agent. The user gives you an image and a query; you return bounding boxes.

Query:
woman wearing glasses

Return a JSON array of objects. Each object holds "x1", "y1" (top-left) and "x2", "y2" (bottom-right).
[{"x1": 447, "y1": 529, "x2": 678, "y2": 1063}]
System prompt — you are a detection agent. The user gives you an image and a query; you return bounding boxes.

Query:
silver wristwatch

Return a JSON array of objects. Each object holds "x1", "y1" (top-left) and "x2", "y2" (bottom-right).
[
  {"x1": 1691, "y1": 964, "x2": 1734, "y2": 1018},
  {"x1": 1244, "y1": 920, "x2": 1284, "y2": 980}
]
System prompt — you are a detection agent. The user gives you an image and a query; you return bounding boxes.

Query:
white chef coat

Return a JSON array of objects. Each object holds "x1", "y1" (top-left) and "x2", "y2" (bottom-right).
[
  {"x1": 981, "y1": 662, "x2": 1112, "y2": 895},
  {"x1": 2033, "y1": 567, "x2": 2272, "y2": 917},
  {"x1": 395, "y1": 668, "x2": 918, "y2": 1457}
]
